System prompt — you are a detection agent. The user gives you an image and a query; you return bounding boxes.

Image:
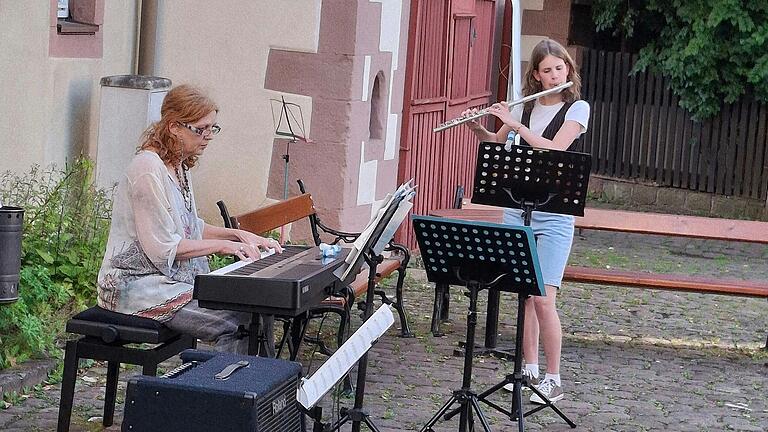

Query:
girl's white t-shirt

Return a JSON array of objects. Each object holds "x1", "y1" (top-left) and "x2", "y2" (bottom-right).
[{"x1": 510, "y1": 99, "x2": 590, "y2": 137}]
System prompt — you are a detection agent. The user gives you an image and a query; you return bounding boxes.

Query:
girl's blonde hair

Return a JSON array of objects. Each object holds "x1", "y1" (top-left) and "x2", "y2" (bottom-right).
[
  {"x1": 522, "y1": 39, "x2": 581, "y2": 107},
  {"x1": 138, "y1": 84, "x2": 219, "y2": 168}
]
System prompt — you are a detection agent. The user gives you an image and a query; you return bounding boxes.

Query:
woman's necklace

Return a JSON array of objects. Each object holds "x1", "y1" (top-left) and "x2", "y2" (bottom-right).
[{"x1": 175, "y1": 164, "x2": 193, "y2": 213}]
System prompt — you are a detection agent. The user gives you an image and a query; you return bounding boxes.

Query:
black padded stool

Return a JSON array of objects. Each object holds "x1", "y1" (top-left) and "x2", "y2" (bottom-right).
[{"x1": 57, "y1": 306, "x2": 196, "y2": 432}]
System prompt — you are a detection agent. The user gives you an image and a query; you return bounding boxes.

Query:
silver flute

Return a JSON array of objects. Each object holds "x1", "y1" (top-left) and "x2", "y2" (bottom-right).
[{"x1": 432, "y1": 81, "x2": 574, "y2": 132}]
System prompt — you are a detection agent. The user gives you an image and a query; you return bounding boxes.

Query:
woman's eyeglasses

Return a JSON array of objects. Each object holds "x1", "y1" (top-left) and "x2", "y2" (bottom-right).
[{"x1": 179, "y1": 122, "x2": 222, "y2": 137}]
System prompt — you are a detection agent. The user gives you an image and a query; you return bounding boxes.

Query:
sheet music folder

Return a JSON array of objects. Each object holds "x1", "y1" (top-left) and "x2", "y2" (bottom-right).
[
  {"x1": 296, "y1": 305, "x2": 394, "y2": 408},
  {"x1": 333, "y1": 180, "x2": 416, "y2": 285}
]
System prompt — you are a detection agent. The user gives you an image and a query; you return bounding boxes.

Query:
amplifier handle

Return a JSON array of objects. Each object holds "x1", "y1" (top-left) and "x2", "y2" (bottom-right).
[{"x1": 214, "y1": 360, "x2": 250, "y2": 380}]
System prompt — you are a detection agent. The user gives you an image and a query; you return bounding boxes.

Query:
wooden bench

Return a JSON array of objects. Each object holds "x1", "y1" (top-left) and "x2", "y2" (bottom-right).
[
  {"x1": 217, "y1": 184, "x2": 413, "y2": 345},
  {"x1": 429, "y1": 204, "x2": 768, "y2": 349}
]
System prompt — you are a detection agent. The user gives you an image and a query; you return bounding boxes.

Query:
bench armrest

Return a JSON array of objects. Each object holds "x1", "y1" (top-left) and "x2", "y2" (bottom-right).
[{"x1": 314, "y1": 219, "x2": 361, "y2": 245}]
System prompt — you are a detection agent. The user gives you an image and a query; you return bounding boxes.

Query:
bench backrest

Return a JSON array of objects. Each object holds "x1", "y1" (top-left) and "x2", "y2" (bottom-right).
[{"x1": 230, "y1": 194, "x2": 317, "y2": 235}]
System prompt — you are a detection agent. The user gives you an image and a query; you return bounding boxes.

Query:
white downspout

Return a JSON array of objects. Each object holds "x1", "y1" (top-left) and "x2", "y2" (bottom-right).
[{"x1": 507, "y1": 0, "x2": 522, "y2": 101}]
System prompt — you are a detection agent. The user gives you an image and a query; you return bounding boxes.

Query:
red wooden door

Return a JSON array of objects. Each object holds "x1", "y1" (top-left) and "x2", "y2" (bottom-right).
[{"x1": 398, "y1": 0, "x2": 499, "y2": 248}]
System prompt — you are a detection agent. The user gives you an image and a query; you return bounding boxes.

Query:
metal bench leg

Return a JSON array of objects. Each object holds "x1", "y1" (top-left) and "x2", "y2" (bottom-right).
[
  {"x1": 431, "y1": 283, "x2": 447, "y2": 336},
  {"x1": 57, "y1": 340, "x2": 79, "y2": 432},
  {"x1": 393, "y1": 266, "x2": 414, "y2": 338},
  {"x1": 103, "y1": 361, "x2": 120, "y2": 426}
]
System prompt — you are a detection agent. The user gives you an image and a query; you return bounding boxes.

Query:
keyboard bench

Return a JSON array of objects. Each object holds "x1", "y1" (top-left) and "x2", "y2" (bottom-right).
[{"x1": 57, "y1": 306, "x2": 195, "y2": 432}]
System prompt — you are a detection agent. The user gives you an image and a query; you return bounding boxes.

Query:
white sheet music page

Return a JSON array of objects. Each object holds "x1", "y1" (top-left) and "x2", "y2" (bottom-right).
[
  {"x1": 296, "y1": 305, "x2": 395, "y2": 409},
  {"x1": 372, "y1": 184, "x2": 415, "y2": 254},
  {"x1": 337, "y1": 180, "x2": 416, "y2": 282}
]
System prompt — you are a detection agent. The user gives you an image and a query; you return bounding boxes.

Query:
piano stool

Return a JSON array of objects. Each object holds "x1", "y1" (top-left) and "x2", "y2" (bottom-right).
[{"x1": 56, "y1": 306, "x2": 196, "y2": 432}]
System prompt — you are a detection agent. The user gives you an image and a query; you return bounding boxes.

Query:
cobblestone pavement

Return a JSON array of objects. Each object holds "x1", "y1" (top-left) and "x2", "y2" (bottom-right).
[{"x1": 1, "y1": 231, "x2": 766, "y2": 431}]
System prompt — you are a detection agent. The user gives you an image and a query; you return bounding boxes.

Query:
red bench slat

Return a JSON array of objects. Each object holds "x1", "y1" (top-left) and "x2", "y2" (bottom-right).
[
  {"x1": 563, "y1": 266, "x2": 768, "y2": 298},
  {"x1": 431, "y1": 204, "x2": 768, "y2": 244}
]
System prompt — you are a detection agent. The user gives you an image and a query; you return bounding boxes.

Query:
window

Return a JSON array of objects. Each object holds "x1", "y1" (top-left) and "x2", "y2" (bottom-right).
[
  {"x1": 49, "y1": 0, "x2": 104, "y2": 58},
  {"x1": 369, "y1": 73, "x2": 386, "y2": 140},
  {"x1": 57, "y1": 0, "x2": 99, "y2": 35}
]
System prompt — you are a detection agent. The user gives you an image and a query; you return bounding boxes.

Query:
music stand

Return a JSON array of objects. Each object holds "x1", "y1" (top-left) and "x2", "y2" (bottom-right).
[
  {"x1": 470, "y1": 142, "x2": 591, "y2": 356},
  {"x1": 270, "y1": 96, "x2": 312, "y2": 243},
  {"x1": 471, "y1": 142, "x2": 588, "y2": 429},
  {"x1": 318, "y1": 185, "x2": 414, "y2": 432},
  {"x1": 413, "y1": 215, "x2": 544, "y2": 432}
]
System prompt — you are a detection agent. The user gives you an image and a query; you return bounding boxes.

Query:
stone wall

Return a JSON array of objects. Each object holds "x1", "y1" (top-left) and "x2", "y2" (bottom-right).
[{"x1": 587, "y1": 175, "x2": 768, "y2": 221}]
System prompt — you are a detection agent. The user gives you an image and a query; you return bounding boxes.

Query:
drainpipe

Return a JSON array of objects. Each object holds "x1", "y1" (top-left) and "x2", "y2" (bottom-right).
[
  {"x1": 132, "y1": 0, "x2": 142, "y2": 74},
  {"x1": 507, "y1": 0, "x2": 522, "y2": 101},
  {"x1": 137, "y1": 0, "x2": 159, "y2": 75}
]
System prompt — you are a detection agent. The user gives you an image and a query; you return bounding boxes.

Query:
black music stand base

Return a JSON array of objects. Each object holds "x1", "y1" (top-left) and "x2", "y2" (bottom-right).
[
  {"x1": 325, "y1": 407, "x2": 380, "y2": 432},
  {"x1": 421, "y1": 281, "x2": 494, "y2": 432}
]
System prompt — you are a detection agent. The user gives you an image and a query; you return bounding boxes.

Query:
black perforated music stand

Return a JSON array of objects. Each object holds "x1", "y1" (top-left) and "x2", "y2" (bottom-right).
[
  {"x1": 413, "y1": 215, "x2": 544, "y2": 432},
  {"x1": 470, "y1": 142, "x2": 586, "y2": 430},
  {"x1": 471, "y1": 142, "x2": 591, "y2": 356},
  {"x1": 473, "y1": 142, "x2": 591, "y2": 221}
]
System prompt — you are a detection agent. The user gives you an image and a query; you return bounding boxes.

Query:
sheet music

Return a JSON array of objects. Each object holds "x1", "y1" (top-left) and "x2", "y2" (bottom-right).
[
  {"x1": 372, "y1": 189, "x2": 415, "y2": 254},
  {"x1": 296, "y1": 305, "x2": 395, "y2": 409},
  {"x1": 337, "y1": 180, "x2": 416, "y2": 281},
  {"x1": 208, "y1": 248, "x2": 276, "y2": 275}
]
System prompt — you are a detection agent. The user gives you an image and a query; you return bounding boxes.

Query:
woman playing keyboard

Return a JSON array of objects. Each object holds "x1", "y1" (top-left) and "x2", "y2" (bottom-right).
[{"x1": 96, "y1": 84, "x2": 282, "y2": 354}]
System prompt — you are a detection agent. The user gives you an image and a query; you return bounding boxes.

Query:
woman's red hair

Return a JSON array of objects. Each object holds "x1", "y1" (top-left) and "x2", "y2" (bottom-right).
[{"x1": 138, "y1": 84, "x2": 218, "y2": 168}]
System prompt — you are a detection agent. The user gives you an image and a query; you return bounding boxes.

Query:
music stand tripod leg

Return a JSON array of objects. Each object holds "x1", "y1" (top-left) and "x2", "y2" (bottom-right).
[
  {"x1": 476, "y1": 291, "x2": 577, "y2": 429},
  {"x1": 422, "y1": 282, "x2": 492, "y2": 432}
]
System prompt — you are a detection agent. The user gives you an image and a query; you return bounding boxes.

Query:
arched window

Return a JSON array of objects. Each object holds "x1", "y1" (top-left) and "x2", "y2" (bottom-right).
[{"x1": 369, "y1": 72, "x2": 386, "y2": 140}]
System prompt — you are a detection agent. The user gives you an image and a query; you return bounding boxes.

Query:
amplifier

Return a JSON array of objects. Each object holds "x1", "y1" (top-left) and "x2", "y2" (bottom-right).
[{"x1": 122, "y1": 350, "x2": 303, "y2": 432}]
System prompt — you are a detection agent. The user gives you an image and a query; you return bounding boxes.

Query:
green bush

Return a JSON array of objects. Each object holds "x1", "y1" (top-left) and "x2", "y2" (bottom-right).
[
  {"x1": 592, "y1": 0, "x2": 768, "y2": 119},
  {"x1": 0, "y1": 158, "x2": 112, "y2": 369}
]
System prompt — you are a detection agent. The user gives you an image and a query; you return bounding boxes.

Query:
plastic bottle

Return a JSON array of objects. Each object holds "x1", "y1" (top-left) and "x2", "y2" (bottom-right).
[{"x1": 319, "y1": 243, "x2": 342, "y2": 257}]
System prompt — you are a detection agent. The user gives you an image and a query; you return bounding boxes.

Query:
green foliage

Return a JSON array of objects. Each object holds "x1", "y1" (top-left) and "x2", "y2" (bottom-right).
[
  {"x1": 592, "y1": 0, "x2": 646, "y2": 38},
  {"x1": 592, "y1": 0, "x2": 768, "y2": 119},
  {"x1": 0, "y1": 158, "x2": 112, "y2": 369},
  {"x1": 208, "y1": 254, "x2": 235, "y2": 271},
  {"x1": 0, "y1": 266, "x2": 70, "y2": 368}
]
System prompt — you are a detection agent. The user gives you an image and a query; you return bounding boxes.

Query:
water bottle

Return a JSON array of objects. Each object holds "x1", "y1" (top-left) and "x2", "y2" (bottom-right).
[{"x1": 319, "y1": 243, "x2": 341, "y2": 257}]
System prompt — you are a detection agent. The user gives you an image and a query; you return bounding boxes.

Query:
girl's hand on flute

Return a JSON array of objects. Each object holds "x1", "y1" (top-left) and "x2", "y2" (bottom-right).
[
  {"x1": 461, "y1": 108, "x2": 482, "y2": 131},
  {"x1": 488, "y1": 102, "x2": 522, "y2": 131}
]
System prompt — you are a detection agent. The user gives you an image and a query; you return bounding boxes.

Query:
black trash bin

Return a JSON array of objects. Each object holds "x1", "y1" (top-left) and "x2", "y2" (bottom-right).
[{"x1": 0, "y1": 206, "x2": 23, "y2": 304}]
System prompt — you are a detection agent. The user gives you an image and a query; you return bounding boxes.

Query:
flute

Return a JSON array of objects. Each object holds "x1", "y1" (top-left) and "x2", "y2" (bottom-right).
[{"x1": 432, "y1": 81, "x2": 574, "y2": 133}]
